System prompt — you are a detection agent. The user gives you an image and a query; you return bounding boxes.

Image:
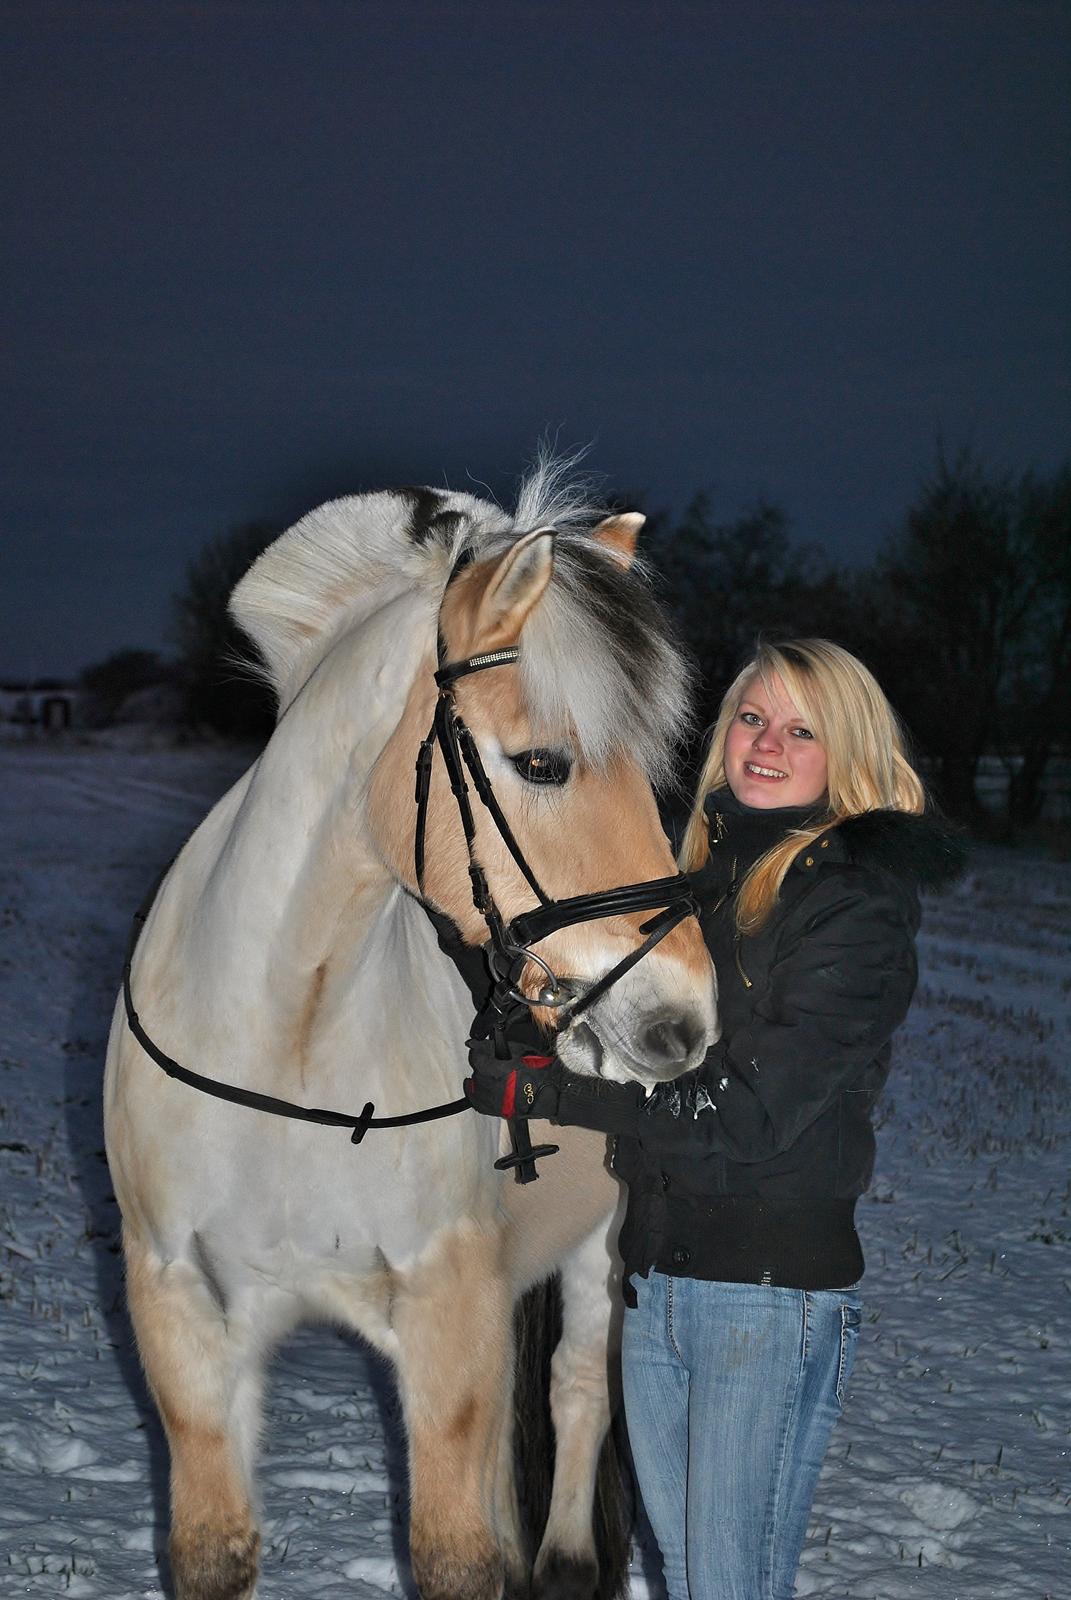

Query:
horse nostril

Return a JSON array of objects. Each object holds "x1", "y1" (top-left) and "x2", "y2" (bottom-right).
[{"x1": 639, "y1": 1013, "x2": 704, "y2": 1067}]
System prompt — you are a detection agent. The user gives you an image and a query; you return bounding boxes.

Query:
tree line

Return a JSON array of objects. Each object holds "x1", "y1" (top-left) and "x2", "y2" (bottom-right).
[
  {"x1": 82, "y1": 449, "x2": 1070, "y2": 831},
  {"x1": 640, "y1": 448, "x2": 1070, "y2": 830}
]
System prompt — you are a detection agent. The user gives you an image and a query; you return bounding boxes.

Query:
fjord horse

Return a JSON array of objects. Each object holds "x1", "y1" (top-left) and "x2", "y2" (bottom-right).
[{"x1": 104, "y1": 463, "x2": 718, "y2": 1600}]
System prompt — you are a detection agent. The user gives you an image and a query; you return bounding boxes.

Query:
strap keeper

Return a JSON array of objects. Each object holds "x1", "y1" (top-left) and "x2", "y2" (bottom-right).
[
  {"x1": 456, "y1": 725, "x2": 492, "y2": 800},
  {"x1": 414, "y1": 739, "x2": 434, "y2": 804},
  {"x1": 350, "y1": 1102, "x2": 377, "y2": 1145},
  {"x1": 469, "y1": 862, "x2": 492, "y2": 913}
]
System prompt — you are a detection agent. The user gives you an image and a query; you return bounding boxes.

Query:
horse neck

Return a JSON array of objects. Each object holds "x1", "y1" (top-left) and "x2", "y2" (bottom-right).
[{"x1": 199, "y1": 584, "x2": 434, "y2": 980}]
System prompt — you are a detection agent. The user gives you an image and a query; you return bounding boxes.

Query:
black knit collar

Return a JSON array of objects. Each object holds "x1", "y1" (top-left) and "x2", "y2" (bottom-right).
[{"x1": 703, "y1": 787, "x2": 825, "y2": 873}]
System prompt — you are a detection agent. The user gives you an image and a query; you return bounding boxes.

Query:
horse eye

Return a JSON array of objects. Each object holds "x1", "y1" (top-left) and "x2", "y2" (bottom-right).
[{"x1": 509, "y1": 749, "x2": 572, "y2": 786}]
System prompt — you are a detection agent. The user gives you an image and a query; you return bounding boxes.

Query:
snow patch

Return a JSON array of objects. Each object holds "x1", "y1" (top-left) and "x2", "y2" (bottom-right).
[
  {"x1": 0, "y1": 1426, "x2": 100, "y2": 1474},
  {"x1": 898, "y1": 1479, "x2": 983, "y2": 1532},
  {"x1": 1, "y1": 745, "x2": 1068, "y2": 1598}
]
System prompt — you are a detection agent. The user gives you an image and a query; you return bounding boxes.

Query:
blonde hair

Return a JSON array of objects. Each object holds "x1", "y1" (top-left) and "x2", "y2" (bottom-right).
[{"x1": 679, "y1": 639, "x2": 925, "y2": 933}]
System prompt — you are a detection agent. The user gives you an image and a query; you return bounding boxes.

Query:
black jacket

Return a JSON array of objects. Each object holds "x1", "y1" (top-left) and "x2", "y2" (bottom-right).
[
  {"x1": 434, "y1": 795, "x2": 966, "y2": 1294},
  {"x1": 553, "y1": 794, "x2": 967, "y2": 1292}
]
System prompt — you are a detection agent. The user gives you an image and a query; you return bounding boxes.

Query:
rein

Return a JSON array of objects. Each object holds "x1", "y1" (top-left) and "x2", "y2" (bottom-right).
[
  {"x1": 123, "y1": 545, "x2": 698, "y2": 1177},
  {"x1": 121, "y1": 871, "x2": 469, "y2": 1147}
]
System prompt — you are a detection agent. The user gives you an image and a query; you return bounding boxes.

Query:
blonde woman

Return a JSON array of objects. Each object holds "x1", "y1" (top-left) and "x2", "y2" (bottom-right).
[{"x1": 467, "y1": 638, "x2": 966, "y2": 1600}]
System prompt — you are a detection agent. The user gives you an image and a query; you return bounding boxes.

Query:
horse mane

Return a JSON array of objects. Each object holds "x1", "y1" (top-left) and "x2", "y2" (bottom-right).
[{"x1": 230, "y1": 454, "x2": 692, "y2": 785}]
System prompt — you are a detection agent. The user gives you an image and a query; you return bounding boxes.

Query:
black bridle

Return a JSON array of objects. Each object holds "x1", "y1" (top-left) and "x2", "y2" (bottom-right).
[
  {"x1": 415, "y1": 642, "x2": 697, "y2": 1030},
  {"x1": 407, "y1": 597, "x2": 697, "y2": 1180},
  {"x1": 123, "y1": 552, "x2": 697, "y2": 1182}
]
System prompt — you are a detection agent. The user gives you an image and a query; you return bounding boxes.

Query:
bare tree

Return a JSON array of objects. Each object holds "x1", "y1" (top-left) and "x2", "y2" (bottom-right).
[
  {"x1": 80, "y1": 648, "x2": 173, "y2": 726},
  {"x1": 648, "y1": 493, "x2": 827, "y2": 711},
  {"x1": 878, "y1": 448, "x2": 1051, "y2": 820},
  {"x1": 171, "y1": 521, "x2": 279, "y2": 739},
  {"x1": 1004, "y1": 465, "x2": 1071, "y2": 825}
]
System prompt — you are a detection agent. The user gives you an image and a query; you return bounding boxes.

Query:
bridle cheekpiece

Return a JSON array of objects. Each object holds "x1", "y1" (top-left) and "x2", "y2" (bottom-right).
[{"x1": 413, "y1": 572, "x2": 698, "y2": 1031}]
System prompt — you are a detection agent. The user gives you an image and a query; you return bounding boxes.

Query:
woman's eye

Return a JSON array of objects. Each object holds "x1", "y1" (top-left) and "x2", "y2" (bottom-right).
[
  {"x1": 791, "y1": 727, "x2": 814, "y2": 740},
  {"x1": 509, "y1": 749, "x2": 572, "y2": 786},
  {"x1": 740, "y1": 711, "x2": 763, "y2": 727}
]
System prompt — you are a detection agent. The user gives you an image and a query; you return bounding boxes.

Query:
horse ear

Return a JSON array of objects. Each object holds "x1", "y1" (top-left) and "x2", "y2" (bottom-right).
[
  {"x1": 471, "y1": 529, "x2": 555, "y2": 649},
  {"x1": 592, "y1": 512, "x2": 644, "y2": 568}
]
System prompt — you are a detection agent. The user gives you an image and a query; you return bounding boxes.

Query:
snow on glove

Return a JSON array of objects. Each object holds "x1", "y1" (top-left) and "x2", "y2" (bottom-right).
[{"x1": 465, "y1": 1034, "x2": 563, "y2": 1120}]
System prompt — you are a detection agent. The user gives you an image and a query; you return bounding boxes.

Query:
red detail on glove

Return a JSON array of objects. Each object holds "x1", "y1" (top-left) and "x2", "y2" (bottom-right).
[
  {"x1": 501, "y1": 1069, "x2": 518, "y2": 1119},
  {"x1": 521, "y1": 1054, "x2": 555, "y2": 1070}
]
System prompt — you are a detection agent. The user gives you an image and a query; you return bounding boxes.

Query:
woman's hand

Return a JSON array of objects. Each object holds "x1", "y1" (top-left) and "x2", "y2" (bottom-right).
[
  {"x1": 465, "y1": 1034, "x2": 563, "y2": 1120},
  {"x1": 467, "y1": 1027, "x2": 658, "y2": 1137}
]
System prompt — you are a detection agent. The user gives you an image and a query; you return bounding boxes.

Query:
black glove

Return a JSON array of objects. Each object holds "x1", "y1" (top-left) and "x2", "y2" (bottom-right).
[
  {"x1": 466, "y1": 1029, "x2": 654, "y2": 1137},
  {"x1": 465, "y1": 1033, "x2": 563, "y2": 1121}
]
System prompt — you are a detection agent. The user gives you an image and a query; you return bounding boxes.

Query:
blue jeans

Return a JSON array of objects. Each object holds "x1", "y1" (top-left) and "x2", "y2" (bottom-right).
[{"x1": 621, "y1": 1273, "x2": 862, "y2": 1600}]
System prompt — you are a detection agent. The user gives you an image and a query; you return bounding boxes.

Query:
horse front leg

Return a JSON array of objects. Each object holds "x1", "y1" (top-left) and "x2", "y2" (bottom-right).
[
  {"x1": 124, "y1": 1229, "x2": 267, "y2": 1600},
  {"x1": 392, "y1": 1220, "x2": 513, "y2": 1600},
  {"x1": 533, "y1": 1220, "x2": 628, "y2": 1600}
]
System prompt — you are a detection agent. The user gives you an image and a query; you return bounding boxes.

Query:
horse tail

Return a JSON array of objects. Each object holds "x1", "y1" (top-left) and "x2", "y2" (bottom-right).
[
  {"x1": 511, "y1": 1275, "x2": 558, "y2": 1585},
  {"x1": 513, "y1": 1272, "x2": 633, "y2": 1600}
]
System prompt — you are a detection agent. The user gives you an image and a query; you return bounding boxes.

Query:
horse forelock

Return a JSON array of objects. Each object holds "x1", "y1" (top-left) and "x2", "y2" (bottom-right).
[
  {"x1": 228, "y1": 459, "x2": 692, "y2": 780},
  {"x1": 461, "y1": 533, "x2": 693, "y2": 789}
]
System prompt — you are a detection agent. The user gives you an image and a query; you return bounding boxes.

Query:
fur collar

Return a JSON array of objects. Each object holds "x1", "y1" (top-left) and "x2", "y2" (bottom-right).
[{"x1": 820, "y1": 809, "x2": 968, "y2": 890}]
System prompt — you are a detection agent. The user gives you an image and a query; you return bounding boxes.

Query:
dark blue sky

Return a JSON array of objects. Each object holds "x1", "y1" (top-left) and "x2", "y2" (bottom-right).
[{"x1": 3, "y1": 1, "x2": 1069, "y2": 679}]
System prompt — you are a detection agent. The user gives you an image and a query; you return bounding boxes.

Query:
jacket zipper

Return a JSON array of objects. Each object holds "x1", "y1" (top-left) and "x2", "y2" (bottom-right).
[{"x1": 708, "y1": 817, "x2": 754, "y2": 988}]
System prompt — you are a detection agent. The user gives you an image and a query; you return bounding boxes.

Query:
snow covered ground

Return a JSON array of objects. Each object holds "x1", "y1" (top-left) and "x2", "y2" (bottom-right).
[{"x1": 1, "y1": 738, "x2": 1067, "y2": 1599}]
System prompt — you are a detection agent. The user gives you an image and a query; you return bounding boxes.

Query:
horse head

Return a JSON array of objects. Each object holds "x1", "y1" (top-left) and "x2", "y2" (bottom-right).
[{"x1": 368, "y1": 508, "x2": 719, "y2": 1087}]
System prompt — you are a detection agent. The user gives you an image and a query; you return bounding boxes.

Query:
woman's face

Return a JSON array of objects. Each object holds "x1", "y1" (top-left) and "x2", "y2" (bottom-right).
[{"x1": 724, "y1": 672, "x2": 829, "y2": 809}]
